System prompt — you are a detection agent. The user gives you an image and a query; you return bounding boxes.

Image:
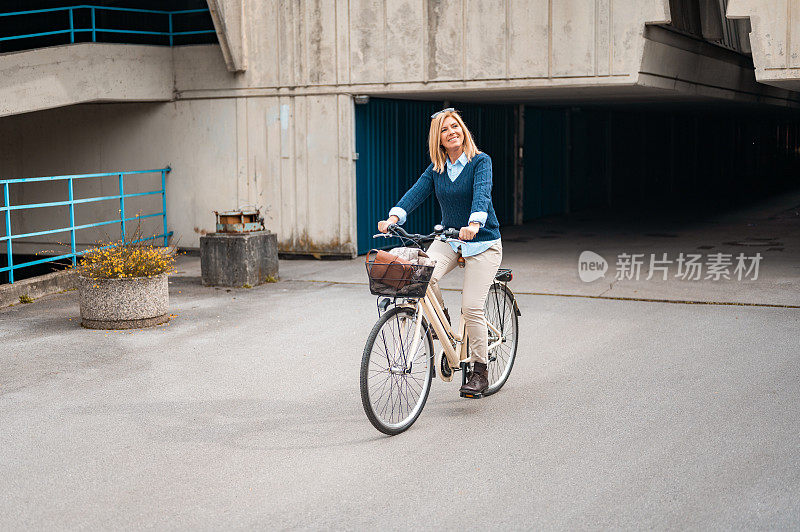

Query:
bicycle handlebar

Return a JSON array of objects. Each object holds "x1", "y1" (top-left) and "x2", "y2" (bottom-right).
[{"x1": 372, "y1": 224, "x2": 464, "y2": 245}]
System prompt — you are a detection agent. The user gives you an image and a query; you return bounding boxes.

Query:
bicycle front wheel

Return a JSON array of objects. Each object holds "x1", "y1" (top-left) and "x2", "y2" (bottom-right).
[
  {"x1": 484, "y1": 283, "x2": 519, "y2": 396},
  {"x1": 360, "y1": 306, "x2": 434, "y2": 435}
]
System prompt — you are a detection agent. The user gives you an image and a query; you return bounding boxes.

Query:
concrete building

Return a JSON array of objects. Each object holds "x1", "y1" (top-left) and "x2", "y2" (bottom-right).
[{"x1": 1, "y1": 0, "x2": 799, "y2": 270}]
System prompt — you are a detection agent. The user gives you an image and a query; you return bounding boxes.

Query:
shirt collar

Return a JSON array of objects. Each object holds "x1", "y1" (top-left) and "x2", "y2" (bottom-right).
[{"x1": 446, "y1": 152, "x2": 469, "y2": 169}]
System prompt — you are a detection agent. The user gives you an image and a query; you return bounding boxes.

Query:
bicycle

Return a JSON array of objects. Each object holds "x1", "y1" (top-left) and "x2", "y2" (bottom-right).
[{"x1": 360, "y1": 224, "x2": 521, "y2": 435}]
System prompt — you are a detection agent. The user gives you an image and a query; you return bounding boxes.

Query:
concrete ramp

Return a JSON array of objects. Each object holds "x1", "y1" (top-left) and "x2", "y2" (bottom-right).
[{"x1": 0, "y1": 43, "x2": 173, "y2": 118}]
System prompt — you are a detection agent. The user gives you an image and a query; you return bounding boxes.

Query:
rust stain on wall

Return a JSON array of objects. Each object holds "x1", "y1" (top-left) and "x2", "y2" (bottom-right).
[{"x1": 278, "y1": 230, "x2": 355, "y2": 257}]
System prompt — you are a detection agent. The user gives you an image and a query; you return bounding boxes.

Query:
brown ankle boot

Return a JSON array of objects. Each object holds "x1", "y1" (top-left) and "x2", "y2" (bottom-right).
[{"x1": 460, "y1": 362, "x2": 488, "y2": 397}]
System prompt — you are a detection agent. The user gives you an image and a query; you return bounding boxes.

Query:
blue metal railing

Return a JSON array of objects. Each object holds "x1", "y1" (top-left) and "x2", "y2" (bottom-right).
[
  {"x1": 0, "y1": 168, "x2": 172, "y2": 284},
  {"x1": 0, "y1": 5, "x2": 215, "y2": 47}
]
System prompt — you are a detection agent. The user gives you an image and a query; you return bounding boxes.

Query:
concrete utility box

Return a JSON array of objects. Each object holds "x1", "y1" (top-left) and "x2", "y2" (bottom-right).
[{"x1": 200, "y1": 231, "x2": 278, "y2": 287}]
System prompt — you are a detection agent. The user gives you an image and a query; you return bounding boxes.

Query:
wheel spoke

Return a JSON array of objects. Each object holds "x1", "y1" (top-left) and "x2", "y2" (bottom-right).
[
  {"x1": 405, "y1": 374, "x2": 423, "y2": 395},
  {"x1": 398, "y1": 378, "x2": 413, "y2": 417}
]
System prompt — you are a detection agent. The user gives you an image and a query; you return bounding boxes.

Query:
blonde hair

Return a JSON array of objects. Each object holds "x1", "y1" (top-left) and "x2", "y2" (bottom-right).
[{"x1": 428, "y1": 110, "x2": 480, "y2": 173}]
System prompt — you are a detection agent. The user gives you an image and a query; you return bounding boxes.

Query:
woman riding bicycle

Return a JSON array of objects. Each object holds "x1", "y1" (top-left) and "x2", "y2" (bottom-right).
[{"x1": 378, "y1": 108, "x2": 502, "y2": 397}]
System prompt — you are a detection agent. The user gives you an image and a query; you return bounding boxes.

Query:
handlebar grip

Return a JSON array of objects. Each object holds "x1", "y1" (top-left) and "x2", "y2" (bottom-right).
[
  {"x1": 443, "y1": 228, "x2": 460, "y2": 239},
  {"x1": 388, "y1": 224, "x2": 412, "y2": 238}
]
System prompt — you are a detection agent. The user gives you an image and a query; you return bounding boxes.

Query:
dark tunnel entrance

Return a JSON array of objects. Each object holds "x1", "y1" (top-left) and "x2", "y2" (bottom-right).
[{"x1": 355, "y1": 98, "x2": 800, "y2": 254}]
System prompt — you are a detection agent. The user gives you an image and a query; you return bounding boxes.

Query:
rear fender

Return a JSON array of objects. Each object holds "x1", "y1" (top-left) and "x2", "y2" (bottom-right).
[{"x1": 493, "y1": 282, "x2": 521, "y2": 316}]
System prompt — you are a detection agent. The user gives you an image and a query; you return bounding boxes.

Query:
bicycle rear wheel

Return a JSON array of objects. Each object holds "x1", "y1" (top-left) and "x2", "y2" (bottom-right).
[
  {"x1": 483, "y1": 283, "x2": 519, "y2": 396},
  {"x1": 360, "y1": 306, "x2": 434, "y2": 435}
]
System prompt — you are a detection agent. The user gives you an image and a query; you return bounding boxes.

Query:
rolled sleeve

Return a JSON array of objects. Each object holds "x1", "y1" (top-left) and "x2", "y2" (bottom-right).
[
  {"x1": 468, "y1": 211, "x2": 487, "y2": 227},
  {"x1": 388, "y1": 207, "x2": 408, "y2": 225}
]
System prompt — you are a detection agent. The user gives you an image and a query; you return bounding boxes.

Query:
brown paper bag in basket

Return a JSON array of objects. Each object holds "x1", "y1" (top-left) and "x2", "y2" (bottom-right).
[{"x1": 366, "y1": 249, "x2": 414, "y2": 290}]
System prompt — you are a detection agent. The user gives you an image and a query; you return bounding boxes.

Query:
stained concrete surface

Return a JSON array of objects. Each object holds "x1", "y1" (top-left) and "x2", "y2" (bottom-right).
[{"x1": 1, "y1": 192, "x2": 798, "y2": 529}]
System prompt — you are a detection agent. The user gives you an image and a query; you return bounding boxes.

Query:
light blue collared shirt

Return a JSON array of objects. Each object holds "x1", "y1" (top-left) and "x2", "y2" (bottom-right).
[
  {"x1": 389, "y1": 152, "x2": 500, "y2": 257},
  {"x1": 446, "y1": 152, "x2": 469, "y2": 182}
]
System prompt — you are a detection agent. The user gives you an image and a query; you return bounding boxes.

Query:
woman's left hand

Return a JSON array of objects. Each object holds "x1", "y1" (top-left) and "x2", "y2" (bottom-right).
[{"x1": 459, "y1": 223, "x2": 480, "y2": 241}]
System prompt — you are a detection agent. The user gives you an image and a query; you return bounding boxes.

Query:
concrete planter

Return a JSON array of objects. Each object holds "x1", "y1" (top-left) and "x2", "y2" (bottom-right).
[{"x1": 78, "y1": 274, "x2": 169, "y2": 329}]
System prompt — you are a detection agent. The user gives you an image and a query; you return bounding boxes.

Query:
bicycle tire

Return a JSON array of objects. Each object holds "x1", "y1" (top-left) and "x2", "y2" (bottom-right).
[
  {"x1": 483, "y1": 283, "x2": 519, "y2": 396},
  {"x1": 360, "y1": 306, "x2": 434, "y2": 435}
]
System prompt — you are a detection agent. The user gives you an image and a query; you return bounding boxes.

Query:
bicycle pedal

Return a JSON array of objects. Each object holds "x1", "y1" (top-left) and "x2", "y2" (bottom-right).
[{"x1": 460, "y1": 391, "x2": 483, "y2": 399}]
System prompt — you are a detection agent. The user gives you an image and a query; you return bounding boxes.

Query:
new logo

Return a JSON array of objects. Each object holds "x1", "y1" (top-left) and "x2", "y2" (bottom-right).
[{"x1": 578, "y1": 251, "x2": 607, "y2": 282}]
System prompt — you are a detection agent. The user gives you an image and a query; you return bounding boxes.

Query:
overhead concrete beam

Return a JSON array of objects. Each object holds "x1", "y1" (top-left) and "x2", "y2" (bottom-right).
[
  {"x1": 0, "y1": 44, "x2": 173, "y2": 118},
  {"x1": 640, "y1": 25, "x2": 800, "y2": 108},
  {"x1": 645, "y1": 0, "x2": 672, "y2": 24},
  {"x1": 206, "y1": 0, "x2": 249, "y2": 73},
  {"x1": 727, "y1": 0, "x2": 800, "y2": 91},
  {"x1": 177, "y1": 0, "x2": 680, "y2": 96}
]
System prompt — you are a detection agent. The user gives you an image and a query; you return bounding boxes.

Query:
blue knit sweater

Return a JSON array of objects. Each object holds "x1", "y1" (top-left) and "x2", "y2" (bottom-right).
[{"x1": 396, "y1": 152, "x2": 501, "y2": 242}]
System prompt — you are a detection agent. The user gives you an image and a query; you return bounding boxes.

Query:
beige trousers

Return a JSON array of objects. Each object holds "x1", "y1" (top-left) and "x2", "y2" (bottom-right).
[{"x1": 425, "y1": 239, "x2": 503, "y2": 364}]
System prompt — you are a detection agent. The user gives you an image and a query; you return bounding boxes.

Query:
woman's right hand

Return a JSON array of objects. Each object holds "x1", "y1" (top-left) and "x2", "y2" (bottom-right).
[{"x1": 378, "y1": 215, "x2": 400, "y2": 233}]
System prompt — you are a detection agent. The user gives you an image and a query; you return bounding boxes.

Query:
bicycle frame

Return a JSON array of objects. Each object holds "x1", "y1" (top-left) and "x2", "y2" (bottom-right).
[
  {"x1": 373, "y1": 225, "x2": 504, "y2": 374},
  {"x1": 403, "y1": 285, "x2": 504, "y2": 373}
]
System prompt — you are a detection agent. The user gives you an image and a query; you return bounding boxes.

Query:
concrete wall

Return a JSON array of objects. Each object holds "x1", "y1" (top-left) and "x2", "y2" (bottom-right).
[
  {"x1": 4, "y1": 0, "x2": 800, "y2": 262},
  {"x1": 728, "y1": 0, "x2": 800, "y2": 91},
  {"x1": 0, "y1": 44, "x2": 173, "y2": 118},
  {"x1": 176, "y1": 0, "x2": 671, "y2": 99},
  {"x1": 1, "y1": 0, "x2": 676, "y2": 258},
  {"x1": 0, "y1": 95, "x2": 356, "y2": 255}
]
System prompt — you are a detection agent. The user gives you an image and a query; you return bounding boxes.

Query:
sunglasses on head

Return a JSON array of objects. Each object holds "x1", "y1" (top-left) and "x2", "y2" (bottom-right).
[{"x1": 430, "y1": 108, "x2": 455, "y2": 119}]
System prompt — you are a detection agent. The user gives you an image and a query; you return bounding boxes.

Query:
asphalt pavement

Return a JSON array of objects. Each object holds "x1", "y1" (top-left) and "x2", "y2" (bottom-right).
[{"x1": 1, "y1": 192, "x2": 798, "y2": 529}]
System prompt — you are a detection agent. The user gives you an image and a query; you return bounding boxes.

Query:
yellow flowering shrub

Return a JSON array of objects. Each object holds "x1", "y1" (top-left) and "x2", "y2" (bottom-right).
[{"x1": 78, "y1": 241, "x2": 175, "y2": 279}]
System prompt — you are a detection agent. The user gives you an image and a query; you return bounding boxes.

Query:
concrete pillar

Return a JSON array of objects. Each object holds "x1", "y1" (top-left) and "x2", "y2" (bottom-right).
[{"x1": 200, "y1": 231, "x2": 279, "y2": 286}]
